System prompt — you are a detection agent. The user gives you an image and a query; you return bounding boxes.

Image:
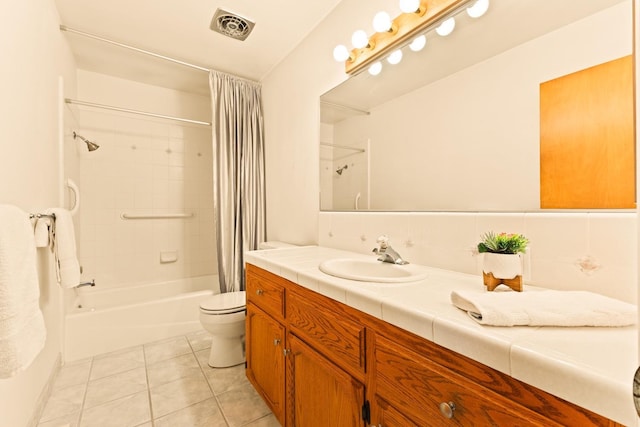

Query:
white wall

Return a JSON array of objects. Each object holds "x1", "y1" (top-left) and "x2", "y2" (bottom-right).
[
  {"x1": 262, "y1": 0, "x2": 637, "y2": 303},
  {"x1": 74, "y1": 71, "x2": 216, "y2": 290},
  {"x1": 0, "y1": 1, "x2": 77, "y2": 426}
]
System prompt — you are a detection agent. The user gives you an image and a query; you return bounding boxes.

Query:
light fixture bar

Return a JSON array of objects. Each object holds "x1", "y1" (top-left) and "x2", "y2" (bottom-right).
[{"x1": 345, "y1": 0, "x2": 472, "y2": 75}]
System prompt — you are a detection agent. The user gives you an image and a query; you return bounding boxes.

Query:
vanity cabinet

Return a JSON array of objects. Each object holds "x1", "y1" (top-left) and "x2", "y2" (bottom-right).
[
  {"x1": 245, "y1": 264, "x2": 623, "y2": 427},
  {"x1": 246, "y1": 264, "x2": 365, "y2": 427}
]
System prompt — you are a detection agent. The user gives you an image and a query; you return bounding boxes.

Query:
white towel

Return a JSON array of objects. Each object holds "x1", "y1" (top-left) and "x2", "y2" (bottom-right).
[
  {"x1": 47, "y1": 208, "x2": 80, "y2": 288},
  {"x1": 450, "y1": 289, "x2": 637, "y2": 327},
  {"x1": 33, "y1": 216, "x2": 51, "y2": 248},
  {"x1": 0, "y1": 204, "x2": 46, "y2": 378}
]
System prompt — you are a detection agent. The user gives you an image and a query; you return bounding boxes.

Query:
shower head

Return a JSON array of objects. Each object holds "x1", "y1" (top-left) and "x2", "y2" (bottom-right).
[
  {"x1": 73, "y1": 132, "x2": 100, "y2": 151},
  {"x1": 336, "y1": 164, "x2": 348, "y2": 175}
]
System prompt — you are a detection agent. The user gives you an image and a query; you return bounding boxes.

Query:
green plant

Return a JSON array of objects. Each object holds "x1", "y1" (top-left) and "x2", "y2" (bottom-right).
[{"x1": 477, "y1": 231, "x2": 528, "y2": 254}]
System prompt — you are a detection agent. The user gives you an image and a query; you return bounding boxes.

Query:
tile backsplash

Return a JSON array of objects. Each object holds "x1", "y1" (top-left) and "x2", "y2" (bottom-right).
[{"x1": 319, "y1": 211, "x2": 637, "y2": 304}]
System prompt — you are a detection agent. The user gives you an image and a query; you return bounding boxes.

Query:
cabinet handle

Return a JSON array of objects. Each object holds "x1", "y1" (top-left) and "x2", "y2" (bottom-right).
[
  {"x1": 256, "y1": 289, "x2": 264, "y2": 295},
  {"x1": 273, "y1": 338, "x2": 281, "y2": 346},
  {"x1": 439, "y1": 401, "x2": 456, "y2": 419},
  {"x1": 283, "y1": 349, "x2": 291, "y2": 356}
]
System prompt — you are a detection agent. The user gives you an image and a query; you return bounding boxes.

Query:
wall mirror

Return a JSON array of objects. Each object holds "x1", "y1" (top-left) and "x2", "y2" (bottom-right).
[{"x1": 319, "y1": 0, "x2": 633, "y2": 211}]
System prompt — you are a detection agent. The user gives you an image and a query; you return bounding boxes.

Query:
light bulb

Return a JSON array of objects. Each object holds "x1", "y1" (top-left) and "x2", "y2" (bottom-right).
[
  {"x1": 467, "y1": 0, "x2": 489, "y2": 18},
  {"x1": 387, "y1": 50, "x2": 403, "y2": 65},
  {"x1": 409, "y1": 35, "x2": 426, "y2": 52},
  {"x1": 351, "y1": 30, "x2": 369, "y2": 49},
  {"x1": 373, "y1": 11, "x2": 392, "y2": 32},
  {"x1": 333, "y1": 45, "x2": 350, "y2": 62},
  {"x1": 399, "y1": 0, "x2": 421, "y2": 13},
  {"x1": 368, "y1": 61, "x2": 382, "y2": 76},
  {"x1": 436, "y1": 17, "x2": 455, "y2": 36}
]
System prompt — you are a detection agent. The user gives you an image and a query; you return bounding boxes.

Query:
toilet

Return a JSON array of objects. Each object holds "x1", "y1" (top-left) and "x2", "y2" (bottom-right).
[
  {"x1": 199, "y1": 291, "x2": 247, "y2": 368},
  {"x1": 199, "y1": 241, "x2": 296, "y2": 368}
]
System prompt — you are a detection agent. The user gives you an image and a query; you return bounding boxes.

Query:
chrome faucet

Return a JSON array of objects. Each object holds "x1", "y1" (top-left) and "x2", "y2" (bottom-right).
[
  {"x1": 372, "y1": 235, "x2": 408, "y2": 265},
  {"x1": 76, "y1": 279, "x2": 95, "y2": 288}
]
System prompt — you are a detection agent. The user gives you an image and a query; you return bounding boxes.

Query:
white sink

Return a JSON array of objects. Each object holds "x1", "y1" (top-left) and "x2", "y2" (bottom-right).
[{"x1": 319, "y1": 258, "x2": 428, "y2": 283}]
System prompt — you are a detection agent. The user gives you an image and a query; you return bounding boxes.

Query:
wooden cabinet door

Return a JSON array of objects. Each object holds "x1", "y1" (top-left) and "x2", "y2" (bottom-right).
[
  {"x1": 286, "y1": 333, "x2": 365, "y2": 427},
  {"x1": 246, "y1": 303, "x2": 285, "y2": 425}
]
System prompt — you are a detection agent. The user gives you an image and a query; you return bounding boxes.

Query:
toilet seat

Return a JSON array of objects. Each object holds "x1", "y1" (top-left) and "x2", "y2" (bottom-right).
[{"x1": 200, "y1": 291, "x2": 246, "y2": 315}]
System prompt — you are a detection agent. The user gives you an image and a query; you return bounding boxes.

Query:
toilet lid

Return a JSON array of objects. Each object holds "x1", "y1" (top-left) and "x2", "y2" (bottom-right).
[{"x1": 200, "y1": 291, "x2": 246, "y2": 313}]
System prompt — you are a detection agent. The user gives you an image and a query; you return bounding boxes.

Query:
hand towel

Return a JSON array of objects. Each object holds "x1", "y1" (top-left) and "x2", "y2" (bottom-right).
[
  {"x1": 450, "y1": 289, "x2": 637, "y2": 327},
  {"x1": 33, "y1": 216, "x2": 51, "y2": 248},
  {"x1": 47, "y1": 208, "x2": 80, "y2": 288},
  {"x1": 0, "y1": 204, "x2": 46, "y2": 378}
]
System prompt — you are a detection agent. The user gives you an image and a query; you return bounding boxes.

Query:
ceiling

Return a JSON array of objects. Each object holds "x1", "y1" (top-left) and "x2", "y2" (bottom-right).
[{"x1": 54, "y1": 0, "x2": 343, "y2": 95}]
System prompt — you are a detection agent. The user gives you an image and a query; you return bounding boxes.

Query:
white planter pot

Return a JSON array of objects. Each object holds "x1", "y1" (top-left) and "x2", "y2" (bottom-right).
[{"x1": 482, "y1": 253, "x2": 522, "y2": 280}]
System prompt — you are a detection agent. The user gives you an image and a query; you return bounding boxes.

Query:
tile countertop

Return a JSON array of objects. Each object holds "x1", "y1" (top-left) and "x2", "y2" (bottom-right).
[{"x1": 245, "y1": 246, "x2": 639, "y2": 426}]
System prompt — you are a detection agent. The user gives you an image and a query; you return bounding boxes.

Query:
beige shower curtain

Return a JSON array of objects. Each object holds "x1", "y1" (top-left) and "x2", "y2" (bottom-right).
[{"x1": 209, "y1": 70, "x2": 266, "y2": 293}]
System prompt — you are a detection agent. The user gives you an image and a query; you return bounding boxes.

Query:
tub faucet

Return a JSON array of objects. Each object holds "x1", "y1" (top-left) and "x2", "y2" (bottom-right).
[
  {"x1": 372, "y1": 235, "x2": 409, "y2": 265},
  {"x1": 76, "y1": 279, "x2": 95, "y2": 288}
]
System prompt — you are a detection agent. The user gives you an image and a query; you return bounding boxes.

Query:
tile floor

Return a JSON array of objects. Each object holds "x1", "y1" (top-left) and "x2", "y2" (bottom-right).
[{"x1": 37, "y1": 330, "x2": 280, "y2": 427}]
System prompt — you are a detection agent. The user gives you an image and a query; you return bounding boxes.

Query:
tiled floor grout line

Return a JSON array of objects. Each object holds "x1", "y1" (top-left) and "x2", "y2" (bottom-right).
[
  {"x1": 192, "y1": 337, "x2": 232, "y2": 427},
  {"x1": 142, "y1": 344, "x2": 156, "y2": 427},
  {"x1": 75, "y1": 356, "x2": 94, "y2": 427}
]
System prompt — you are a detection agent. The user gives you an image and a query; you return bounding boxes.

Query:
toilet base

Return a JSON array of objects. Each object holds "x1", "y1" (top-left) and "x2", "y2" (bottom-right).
[{"x1": 208, "y1": 334, "x2": 246, "y2": 368}]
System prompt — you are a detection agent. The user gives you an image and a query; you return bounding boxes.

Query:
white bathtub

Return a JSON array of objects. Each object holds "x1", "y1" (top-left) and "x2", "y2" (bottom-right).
[{"x1": 64, "y1": 275, "x2": 217, "y2": 361}]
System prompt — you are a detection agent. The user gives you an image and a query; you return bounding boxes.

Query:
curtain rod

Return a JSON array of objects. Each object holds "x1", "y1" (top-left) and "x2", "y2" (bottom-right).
[
  {"x1": 60, "y1": 25, "x2": 210, "y2": 73},
  {"x1": 65, "y1": 98, "x2": 212, "y2": 126},
  {"x1": 59, "y1": 25, "x2": 261, "y2": 86}
]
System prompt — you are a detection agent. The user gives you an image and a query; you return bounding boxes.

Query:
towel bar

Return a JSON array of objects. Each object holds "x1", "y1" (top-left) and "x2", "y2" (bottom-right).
[{"x1": 29, "y1": 213, "x2": 56, "y2": 220}]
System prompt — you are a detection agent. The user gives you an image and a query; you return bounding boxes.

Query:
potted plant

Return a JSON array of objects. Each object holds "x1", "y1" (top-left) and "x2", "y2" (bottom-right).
[{"x1": 477, "y1": 232, "x2": 529, "y2": 292}]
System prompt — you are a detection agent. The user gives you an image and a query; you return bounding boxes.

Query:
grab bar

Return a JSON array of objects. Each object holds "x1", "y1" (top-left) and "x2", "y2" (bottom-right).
[
  {"x1": 120, "y1": 213, "x2": 195, "y2": 220},
  {"x1": 66, "y1": 178, "x2": 80, "y2": 216}
]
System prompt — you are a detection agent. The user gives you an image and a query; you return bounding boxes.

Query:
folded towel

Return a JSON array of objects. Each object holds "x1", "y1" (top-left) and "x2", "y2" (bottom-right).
[
  {"x1": 47, "y1": 208, "x2": 80, "y2": 288},
  {"x1": 0, "y1": 204, "x2": 46, "y2": 378},
  {"x1": 33, "y1": 216, "x2": 51, "y2": 248},
  {"x1": 451, "y1": 289, "x2": 637, "y2": 327}
]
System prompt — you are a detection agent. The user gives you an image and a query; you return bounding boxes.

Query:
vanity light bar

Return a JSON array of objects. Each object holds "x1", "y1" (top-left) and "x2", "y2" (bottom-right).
[{"x1": 341, "y1": 0, "x2": 472, "y2": 75}]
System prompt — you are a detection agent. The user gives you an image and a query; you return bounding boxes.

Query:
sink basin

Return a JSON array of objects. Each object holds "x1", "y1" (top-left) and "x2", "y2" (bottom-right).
[{"x1": 319, "y1": 258, "x2": 428, "y2": 283}]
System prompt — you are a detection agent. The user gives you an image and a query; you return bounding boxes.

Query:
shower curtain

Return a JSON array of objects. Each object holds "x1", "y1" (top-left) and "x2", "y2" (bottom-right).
[{"x1": 209, "y1": 71, "x2": 266, "y2": 293}]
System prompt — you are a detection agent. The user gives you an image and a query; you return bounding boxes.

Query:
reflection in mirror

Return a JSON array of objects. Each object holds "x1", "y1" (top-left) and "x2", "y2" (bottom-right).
[{"x1": 320, "y1": 0, "x2": 633, "y2": 211}]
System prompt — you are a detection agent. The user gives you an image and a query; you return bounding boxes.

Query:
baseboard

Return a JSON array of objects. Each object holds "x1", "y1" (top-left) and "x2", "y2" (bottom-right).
[{"x1": 27, "y1": 352, "x2": 62, "y2": 427}]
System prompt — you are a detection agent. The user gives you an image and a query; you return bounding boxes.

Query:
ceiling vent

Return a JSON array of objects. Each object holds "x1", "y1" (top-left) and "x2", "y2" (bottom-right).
[{"x1": 210, "y1": 8, "x2": 255, "y2": 41}]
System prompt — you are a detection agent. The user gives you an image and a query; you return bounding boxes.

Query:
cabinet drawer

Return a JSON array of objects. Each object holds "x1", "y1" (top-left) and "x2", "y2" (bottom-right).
[
  {"x1": 246, "y1": 265, "x2": 285, "y2": 320},
  {"x1": 373, "y1": 334, "x2": 558, "y2": 427},
  {"x1": 286, "y1": 289, "x2": 365, "y2": 377},
  {"x1": 374, "y1": 396, "x2": 419, "y2": 427}
]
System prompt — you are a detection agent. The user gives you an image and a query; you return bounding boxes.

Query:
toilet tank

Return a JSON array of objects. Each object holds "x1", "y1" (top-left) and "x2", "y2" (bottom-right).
[{"x1": 258, "y1": 241, "x2": 297, "y2": 250}]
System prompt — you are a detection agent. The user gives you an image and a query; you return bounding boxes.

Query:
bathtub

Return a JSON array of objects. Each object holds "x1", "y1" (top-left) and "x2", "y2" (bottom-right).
[{"x1": 64, "y1": 275, "x2": 217, "y2": 361}]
